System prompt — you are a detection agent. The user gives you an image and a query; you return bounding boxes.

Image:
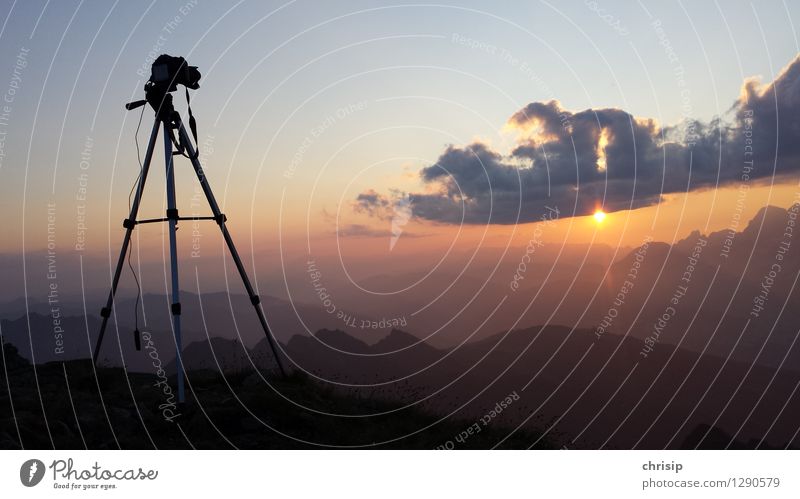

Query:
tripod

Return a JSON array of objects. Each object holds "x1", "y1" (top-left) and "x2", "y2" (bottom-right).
[{"x1": 93, "y1": 92, "x2": 287, "y2": 403}]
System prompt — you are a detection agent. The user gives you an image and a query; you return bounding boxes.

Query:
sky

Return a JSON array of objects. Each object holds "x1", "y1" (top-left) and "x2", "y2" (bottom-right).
[{"x1": 1, "y1": 0, "x2": 799, "y2": 269}]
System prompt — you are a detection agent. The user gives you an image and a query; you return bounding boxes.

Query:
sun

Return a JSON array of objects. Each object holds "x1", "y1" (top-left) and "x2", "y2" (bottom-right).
[{"x1": 593, "y1": 210, "x2": 607, "y2": 224}]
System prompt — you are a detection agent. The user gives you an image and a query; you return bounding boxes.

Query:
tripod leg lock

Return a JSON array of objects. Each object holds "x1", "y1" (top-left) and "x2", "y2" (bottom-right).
[
  {"x1": 171, "y1": 302, "x2": 182, "y2": 315},
  {"x1": 250, "y1": 295, "x2": 260, "y2": 306},
  {"x1": 166, "y1": 208, "x2": 179, "y2": 220},
  {"x1": 214, "y1": 213, "x2": 227, "y2": 225},
  {"x1": 100, "y1": 307, "x2": 111, "y2": 318},
  {"x1": 123, "y1": 219, "x2": 136, "y2": 229}
]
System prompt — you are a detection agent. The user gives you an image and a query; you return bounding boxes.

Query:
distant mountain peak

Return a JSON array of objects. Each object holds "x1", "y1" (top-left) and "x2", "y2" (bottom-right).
[
  {"x1": 372, "y1": 329, "x2": 429, "y2": 353},
  {"x1": 686, "y1": 229, "x2": 703, "y2": 239},
  {"x1": 743, "y1": 204, "x2": 790, "y2": 232},
  {"x1": 312, "y1": 329, "x2": 370, "y2": 352}
]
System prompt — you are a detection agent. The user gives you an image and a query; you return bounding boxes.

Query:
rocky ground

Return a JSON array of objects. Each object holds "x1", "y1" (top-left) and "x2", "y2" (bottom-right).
[{"x1": 0, "y1": 342, "x2": 555, "y2": 449}]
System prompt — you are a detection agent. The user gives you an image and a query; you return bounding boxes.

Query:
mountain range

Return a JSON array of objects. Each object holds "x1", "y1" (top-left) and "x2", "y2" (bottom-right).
[{"x1": 2, "y1": 204, "x2": 800, "y2": 448}]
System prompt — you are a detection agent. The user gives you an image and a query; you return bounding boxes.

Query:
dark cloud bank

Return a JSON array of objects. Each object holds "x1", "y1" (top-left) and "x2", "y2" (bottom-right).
[{"x1": 357, "y1": 55, "x2": 800, "y2": 224}]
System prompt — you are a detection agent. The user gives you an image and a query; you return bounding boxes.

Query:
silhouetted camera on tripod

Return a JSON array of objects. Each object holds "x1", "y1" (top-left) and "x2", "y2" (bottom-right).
[
  {"x1": 125, "y1": 54, "x2": 201, "y2": 116},
  {"x1": 97, "y1": 54, "x2": 287, "y2": 405},
  {"x1": 149, "y1": 54, "x2": 201, "y2": 91},
  {"x1": 125, "y1": 54, "x2": 202, "y2": 160}
]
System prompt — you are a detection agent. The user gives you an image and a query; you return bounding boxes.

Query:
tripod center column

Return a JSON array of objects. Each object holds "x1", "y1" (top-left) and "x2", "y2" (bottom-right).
[{"x1": 163, "y1": 121, "x2": 186, "y2": 404}]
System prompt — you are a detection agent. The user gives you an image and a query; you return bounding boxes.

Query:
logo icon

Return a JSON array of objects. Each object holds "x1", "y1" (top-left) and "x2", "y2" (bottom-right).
[{"x1": 20, "y1": 459, "x2": 45, "y2": 487}]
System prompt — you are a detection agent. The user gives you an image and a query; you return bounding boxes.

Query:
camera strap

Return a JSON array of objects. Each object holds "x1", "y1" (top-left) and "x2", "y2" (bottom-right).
[{"x1": 185, "y1": 87, "x2": 199, "y2": 159}]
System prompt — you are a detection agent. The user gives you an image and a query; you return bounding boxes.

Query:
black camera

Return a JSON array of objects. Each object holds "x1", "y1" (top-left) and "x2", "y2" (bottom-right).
[
  {"x1": 125, "y1": 54, "x2": 202, "y2": 148},
  {"x1": 149, "y1": 54, "x2": 201, "y2": 91}
]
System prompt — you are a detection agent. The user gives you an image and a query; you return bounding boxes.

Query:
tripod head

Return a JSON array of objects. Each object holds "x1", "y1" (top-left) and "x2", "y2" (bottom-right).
[
  {"x1": 126, "y1": 54, "x2": 201, "y2": 122},
  {"x1": 126, "y1": 54, "x2": 201, "y2": 157}
]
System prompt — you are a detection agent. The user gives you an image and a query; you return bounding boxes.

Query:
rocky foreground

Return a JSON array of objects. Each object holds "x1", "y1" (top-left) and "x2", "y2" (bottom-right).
[{"x1": 0, "y1": 342, "x2": 554, "y2": 449}]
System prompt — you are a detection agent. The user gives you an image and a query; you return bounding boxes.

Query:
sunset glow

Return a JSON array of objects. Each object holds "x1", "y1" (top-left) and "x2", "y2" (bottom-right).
[
  {"x1": 3, "y1": 1, "x2": 800, "y2": 465},
  {"x1": 596, "y1": 127, "x2": 610, "y2": 172},
  {"x1": 593, "y1": 210, "x2": 607, "y2": 224}
]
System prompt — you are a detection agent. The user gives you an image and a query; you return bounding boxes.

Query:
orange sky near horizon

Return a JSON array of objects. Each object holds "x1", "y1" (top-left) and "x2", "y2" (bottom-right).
[
  {"x1": 8, "y1": 177, "x2": 800, "y2": 262},
  {"x1": 309, "y1": 180, "x2": 800, "y2": 255}
]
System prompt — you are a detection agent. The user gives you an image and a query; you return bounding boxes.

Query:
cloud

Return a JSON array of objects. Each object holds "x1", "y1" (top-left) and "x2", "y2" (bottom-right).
[
  {"x1": 336, "y1": 224, "x2": 389, "y2": 238},
  {"x1": 353, "y1": 189, "x2": 390, "y2": 217},
  {"x1": 356, "y1": 55, "x2": 800, "y2": 224},
  {"x1": 335, "y1": 223, "x2": 427, "y2": 240}
]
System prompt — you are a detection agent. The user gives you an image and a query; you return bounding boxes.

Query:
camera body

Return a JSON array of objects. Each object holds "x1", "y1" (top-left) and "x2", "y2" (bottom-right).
[{"x1": 149, "y1": 54, "x2": 201, "y2": 91}]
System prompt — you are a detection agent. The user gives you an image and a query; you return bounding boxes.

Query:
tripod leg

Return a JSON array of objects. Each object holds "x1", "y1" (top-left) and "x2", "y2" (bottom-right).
[
  {"x1": 93, "y1": 119, "x2": 160, "y2": 363},
  {"x1": 163, "y1": 123, "x2": 186, "y2": 404},
  {"x1": 177, "y1": 122, "x2": 288, "y2": 377}
]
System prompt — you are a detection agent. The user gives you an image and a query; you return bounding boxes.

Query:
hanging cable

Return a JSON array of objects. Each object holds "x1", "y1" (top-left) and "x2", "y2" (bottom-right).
[{"x1": 127, "y1": 105, "x2": 146, "y2": 349}]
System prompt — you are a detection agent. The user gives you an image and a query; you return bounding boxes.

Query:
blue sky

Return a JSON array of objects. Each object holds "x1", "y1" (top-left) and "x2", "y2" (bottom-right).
[{"x1": 1, "y1": 0, "x2": 799, "y2": 252}]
